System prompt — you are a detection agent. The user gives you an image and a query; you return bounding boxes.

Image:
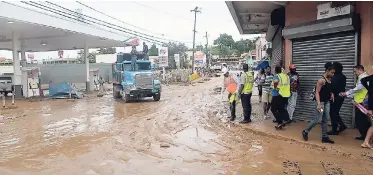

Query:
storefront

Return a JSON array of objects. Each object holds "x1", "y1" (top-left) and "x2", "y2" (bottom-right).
[
  {"x1": 227, "y1": 1, "x2": 373, "y2": 127},
  {"x1": 283, "y1": 14, "x2": 359, "y2": 126}
]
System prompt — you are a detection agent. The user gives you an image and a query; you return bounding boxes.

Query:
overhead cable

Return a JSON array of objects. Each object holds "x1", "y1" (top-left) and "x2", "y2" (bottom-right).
[{"x1": 21, "y1": 1, "x2": 166, "y2": 45}]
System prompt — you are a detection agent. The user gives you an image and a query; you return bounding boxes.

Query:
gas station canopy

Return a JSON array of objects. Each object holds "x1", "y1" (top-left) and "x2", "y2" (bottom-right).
[{"x1": 0, "y1": 2, "x2": 133, "y2": 52}]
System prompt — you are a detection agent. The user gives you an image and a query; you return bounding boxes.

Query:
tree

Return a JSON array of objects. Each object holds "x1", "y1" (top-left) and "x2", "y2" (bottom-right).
[
  {"x1": 77, "y1": 50, "x2": 97, "y2": 63},
  {"x1": 213, "y1": 33, "x2": 235, "y2": 48},
  {"x1": 97, "y1": 47, "x2": 116, "y2": 54},
  {"x1": 233, "y1": 39, "x2": 255, "y2": 56},
  {"x1": 212, "y1": 33, "x2": 255, "y2": 57},
  {"x1": 148, "y1": 44, "x2": 158, "y2": 56},
  {"x1": 195, "y1": 45, "x2": 204, "y2": 51},
  {"x1": 162, "y1": 42, "x2": 188, "y2": 68}
]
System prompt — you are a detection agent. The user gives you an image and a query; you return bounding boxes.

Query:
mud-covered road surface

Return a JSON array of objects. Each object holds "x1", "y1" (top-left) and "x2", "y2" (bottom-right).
[{"x1": 0, "y1": 77, "x2": 372, "y2": 175}]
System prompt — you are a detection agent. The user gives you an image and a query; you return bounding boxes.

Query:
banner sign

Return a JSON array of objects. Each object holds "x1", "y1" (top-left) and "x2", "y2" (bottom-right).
[
  {"x1": 194, "y1": 51, "x2": 206, "y2": 68},
  {"x1": 158, "y1": 47, "x2": 168, "y2": 67}
]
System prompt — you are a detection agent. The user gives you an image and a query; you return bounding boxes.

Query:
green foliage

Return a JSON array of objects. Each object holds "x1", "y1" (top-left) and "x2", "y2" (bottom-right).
[
  {"x1": 212, "y1": 33, "x2": 255, "y2": 57},
  {"x1": 149, "y1": 44, "x2": 158, "y2": 56},
  {"x1": 97, "y1": 47, "x2": 116, "y2": 54},
  {"x1": 77, "y1": 50, "x2": 97, "y2": 63},
  {"x1": 161, "y1": 42, "x2": 189, "y2": 68}
]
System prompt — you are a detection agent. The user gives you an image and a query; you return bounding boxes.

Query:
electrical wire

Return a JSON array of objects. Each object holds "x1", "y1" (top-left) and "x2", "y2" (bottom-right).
[
  {"x1": 75, "y1": 1, "x2": 192, "y2": 44},
  {"x1": 75, "y1": 1, "x2": 164, "y2": 38},
  {"x1": 1, "y1": 1, "x2": 134, "y2": 40},
  {"x1": 131, "y1": 1, "x2": 193, "y2": 22},
  {"x1": 43, "y1": 1, "x2": 168, "y2": 45},
  {"x1": 21, "y1": 1, "x2": 167, "y2": 45},
  {"x1": 48, "y1": 1, "x2": 192, "y2": 45}
]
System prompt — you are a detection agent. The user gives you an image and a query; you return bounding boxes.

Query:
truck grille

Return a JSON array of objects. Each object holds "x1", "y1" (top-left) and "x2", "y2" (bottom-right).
[{"x1": 135, "y1": 73, "x2": 153, "y2": 89}]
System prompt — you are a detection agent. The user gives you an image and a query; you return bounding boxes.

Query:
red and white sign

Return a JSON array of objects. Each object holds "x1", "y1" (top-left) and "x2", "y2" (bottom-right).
[
  {"x1": 158, "y1": 47, "x2": 168, "y2": 67},
  {"x1": 27, "y1": 54, "x2": 34, "y2": 60},
  {"x1": 58, "y1": 50, "x2": 64, "y2": 58}
]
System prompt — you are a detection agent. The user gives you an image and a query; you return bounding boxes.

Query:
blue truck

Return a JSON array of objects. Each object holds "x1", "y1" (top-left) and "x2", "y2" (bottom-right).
[{"x1": 112, "y1": 53, "x2": 161, "y2": 103}]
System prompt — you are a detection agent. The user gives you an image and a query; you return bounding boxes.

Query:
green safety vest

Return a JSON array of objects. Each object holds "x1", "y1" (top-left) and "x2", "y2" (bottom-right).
[
  {"x1": 271, "y1": 73, "x2": 291, "y2": 98},
  {"x1": 242, "y1": 72, "x2": 254, "y2": 93}
]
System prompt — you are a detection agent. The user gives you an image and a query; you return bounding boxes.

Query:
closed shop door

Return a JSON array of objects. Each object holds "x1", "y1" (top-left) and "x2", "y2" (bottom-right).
[
  {"x1": 272, "y1": 28, "x2": 284, "y2": 67},
  {"x1": 292, "y1": 32, "x2": 356, "y2": 127}
]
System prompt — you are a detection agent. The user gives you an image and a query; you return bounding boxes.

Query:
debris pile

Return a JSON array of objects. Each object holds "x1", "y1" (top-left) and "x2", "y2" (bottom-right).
[{"x1": 155, "y1": 69, "x2": 193, "y2": 84}]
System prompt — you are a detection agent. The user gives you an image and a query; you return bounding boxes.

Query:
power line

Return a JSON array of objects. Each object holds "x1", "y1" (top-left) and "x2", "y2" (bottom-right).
[
  {"x1": 2, "y1": 1, "x2": 133, "y2": 41},
  {"x1": 22, "y1": 1, "x2": 167, "y2": 45},
  {"x1": 76, "y1": 1, "x2": 176, "y2": 41},
  {"x1": 44, "y1": 1, "x2": 173, "y2": 44},
  {"x1": 131, "y1": 1, "x2": 192, "y2": 22},
  {"x1": 75, "y1": 1, "x2": 193, "y2": 44}
]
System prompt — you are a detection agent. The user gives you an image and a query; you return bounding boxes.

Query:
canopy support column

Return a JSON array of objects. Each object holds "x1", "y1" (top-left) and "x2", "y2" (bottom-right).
[
  {"x1": 12, "y1": 31, "x2": 22, "y2": 98},
  {"x1": 85, "y1": 44, "x2": 91, "y2": 91}
]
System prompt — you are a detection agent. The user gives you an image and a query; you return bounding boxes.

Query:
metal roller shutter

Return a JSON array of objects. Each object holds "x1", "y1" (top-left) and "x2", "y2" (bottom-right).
[
  {"x1": 292, "y1": 32, "x2": 356, "y2": 127},
  {"x1": 272, "y1": 28, "x2": 283, "y2": 67}
]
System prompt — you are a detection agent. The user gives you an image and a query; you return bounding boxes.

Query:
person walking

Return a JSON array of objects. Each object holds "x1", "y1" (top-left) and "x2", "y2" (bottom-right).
[
  {"x1": 340, "y1": 65, "x2": 370, "y2": 140},
  {"x1": 238, "y1": 64, "x2": 254, "y2": 123},
  {"x1": 262, "y1": 66, "x2": 274, "y2": 119},
  {"x1": 222, "y1": 68, "x2": 240, "y2": 121},
  {"x1": 328, "y1": 62, "x2": 347, "y2": 135},
  {"x1": 361, "y1": 74, "x2": 373, "y2": 149},
  {"x1": 271, "y1": 66, "x2": 291, "y2": 129},
  {"x1": 302, "y1": 62, "x2": 335, "y2": 144},
  {"x1": 287, "y1": 64, "x2": 300, "y2": 122},
  {"x1": 255, "y1": 69, "x2": 265, "y2": 103}
]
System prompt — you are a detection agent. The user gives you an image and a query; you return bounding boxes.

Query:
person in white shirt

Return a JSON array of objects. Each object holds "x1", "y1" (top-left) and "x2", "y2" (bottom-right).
[{"x1": 340, "y1": 65, "x2": 370, "y2": 140}]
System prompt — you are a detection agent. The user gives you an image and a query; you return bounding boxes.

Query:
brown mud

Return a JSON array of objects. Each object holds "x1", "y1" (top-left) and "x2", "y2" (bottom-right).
[{"x1": 0, "y1": 77, "x2": 372, "y2": 175}]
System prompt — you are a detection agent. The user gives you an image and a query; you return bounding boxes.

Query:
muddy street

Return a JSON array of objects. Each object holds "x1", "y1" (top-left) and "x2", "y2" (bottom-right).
[{"x1": 0, "y1": 77, "x2": 372, "y2": 175}]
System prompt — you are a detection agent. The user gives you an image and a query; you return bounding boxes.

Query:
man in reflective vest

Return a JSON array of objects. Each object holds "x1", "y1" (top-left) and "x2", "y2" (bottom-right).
[
  {"x1": 271, "y1": 66, "x2": 291, "y2": 129},
  {"x1": 340, "y1": 65, "x2": 370, "y2": 140},
  {"x1": 238, "y1": 64, "x2": 254, "y2": 123}
]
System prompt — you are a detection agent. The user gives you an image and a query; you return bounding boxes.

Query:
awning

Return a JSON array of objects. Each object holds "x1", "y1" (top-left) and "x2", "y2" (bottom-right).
[
  {"x1": 256, "y1": 56, "x2": 270, "y2": 70},
  {"x1": 226, "y1": 1, "x2": 287, "y2": 34}
]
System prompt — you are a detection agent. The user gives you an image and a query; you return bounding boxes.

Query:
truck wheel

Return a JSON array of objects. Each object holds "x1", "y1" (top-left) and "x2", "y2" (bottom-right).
[
  {"x1": 123, "y1": 94, "x2": 131, "y2": 103},
  {"x1": 113, "y1": 84, "x2": 122, "y2": 98},
  {"x1": 153, "y1": 92, "x2": 161, "y2": 101}
]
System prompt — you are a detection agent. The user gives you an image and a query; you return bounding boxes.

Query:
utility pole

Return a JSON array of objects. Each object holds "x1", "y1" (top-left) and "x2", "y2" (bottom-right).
[
  {"x1": 204, "y1": 31, "x2": 209, "y2": 67},
  {"x1": 191, "y1": 6, "x2": 200, "y2": 73}
]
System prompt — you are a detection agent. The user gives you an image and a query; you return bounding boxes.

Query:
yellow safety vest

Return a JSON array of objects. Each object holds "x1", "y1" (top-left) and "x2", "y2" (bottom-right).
[
  {"x1": 271, "y1": 73, "x2": 291, "y2": 98},
  {"x1": 354, "y1": 75, "x2": 368, "y2": 103},
  {"x1": 242, "y1": 72, "x2": 254, "y2": 93}
]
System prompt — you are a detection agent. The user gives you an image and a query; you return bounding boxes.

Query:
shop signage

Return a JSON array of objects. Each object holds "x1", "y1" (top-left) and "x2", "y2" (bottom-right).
[
  {"x1": 317, "y1": 3, "x2": 354, "y2": 20},
  {"x1": 194, "y1": 51, "x2": 206, "y2": 68},
  {"x1": 158, "y1": 47, "x2": 168, "y2": 67}
]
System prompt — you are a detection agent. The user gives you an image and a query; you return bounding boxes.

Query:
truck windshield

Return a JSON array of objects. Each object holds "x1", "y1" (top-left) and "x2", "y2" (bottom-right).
[
  {"x1": 136, "y1": 63, "x2": 151, "y2": 70},
  {"x1": 123, "y1": 63, "x2": 132, "y2": 71}
]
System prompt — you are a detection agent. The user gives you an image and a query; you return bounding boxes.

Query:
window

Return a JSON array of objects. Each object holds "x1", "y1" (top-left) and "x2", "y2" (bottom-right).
[
  {"x1": 122, "y1": 63, "x2": 131, "y2": 71},
  {"x1": 136, "y1": 63, "x2": 151, "y2": 70}
]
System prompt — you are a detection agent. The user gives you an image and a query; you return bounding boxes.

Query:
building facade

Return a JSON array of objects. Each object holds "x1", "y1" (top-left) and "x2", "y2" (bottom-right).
[
  {"x1": 255, "y1": 34, "x2": 268, "y2": 60},
  {"x1": 227, "y1": 1, "x2": 373, "y2": 127}
]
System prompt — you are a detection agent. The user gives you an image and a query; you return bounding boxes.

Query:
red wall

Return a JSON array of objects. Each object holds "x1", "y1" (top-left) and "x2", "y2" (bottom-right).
[{"x1": 284, "y1": 2, "x2": 373, "y2": 74}]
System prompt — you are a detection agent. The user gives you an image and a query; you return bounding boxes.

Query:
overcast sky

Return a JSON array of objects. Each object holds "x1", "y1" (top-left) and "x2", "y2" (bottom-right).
[{"x1": 0, "y1": 1, "x2": 258, "y2": 61}]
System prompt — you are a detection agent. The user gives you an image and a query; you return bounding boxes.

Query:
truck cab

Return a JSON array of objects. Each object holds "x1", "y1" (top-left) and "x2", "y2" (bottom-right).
[{"x1": 112, "y1": 53, "x2": 161, "y2": 103}]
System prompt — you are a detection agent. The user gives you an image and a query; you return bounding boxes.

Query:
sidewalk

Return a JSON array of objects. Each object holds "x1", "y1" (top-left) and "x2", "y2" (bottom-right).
[{"x1": 252, "y1": 119, "x2": 363, "y2": 150}]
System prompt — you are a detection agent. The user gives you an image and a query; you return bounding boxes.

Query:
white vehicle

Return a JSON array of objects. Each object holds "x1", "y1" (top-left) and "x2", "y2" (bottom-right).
[
  {"x1": 0, "y1": 75, "x2": 13, "y2": 96},
  {"x1": 210, "y1": 62, "x2": 228, "y2": 71}
]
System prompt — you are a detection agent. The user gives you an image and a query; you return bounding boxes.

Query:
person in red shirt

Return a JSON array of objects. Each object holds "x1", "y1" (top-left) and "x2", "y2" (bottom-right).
[{"x1": 287, "y1": 64, "x2": 299, "y2": 122}]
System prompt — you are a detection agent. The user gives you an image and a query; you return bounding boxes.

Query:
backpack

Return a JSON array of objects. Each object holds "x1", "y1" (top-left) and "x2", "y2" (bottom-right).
[{"x1": 309, "y1": 76, "x2": 327, "y2": 101}]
